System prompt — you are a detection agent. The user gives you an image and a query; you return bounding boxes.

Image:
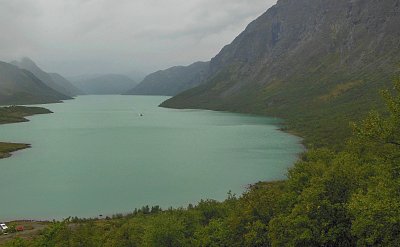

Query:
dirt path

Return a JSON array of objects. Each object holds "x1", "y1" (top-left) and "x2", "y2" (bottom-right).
[{"x1": 0, "y1": 221, "x2": 48, "y2": 245}]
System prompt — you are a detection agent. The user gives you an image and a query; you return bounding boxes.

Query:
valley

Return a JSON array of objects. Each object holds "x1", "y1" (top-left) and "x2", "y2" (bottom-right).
[{"x1": 0, "y1": 0, "x2": 399, "y2": 245}]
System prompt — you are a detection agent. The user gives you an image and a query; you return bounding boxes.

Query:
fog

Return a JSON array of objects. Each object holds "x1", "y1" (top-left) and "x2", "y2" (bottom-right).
[{"x1": 0, "y1": 0, "x2": 276, "y2": 76}]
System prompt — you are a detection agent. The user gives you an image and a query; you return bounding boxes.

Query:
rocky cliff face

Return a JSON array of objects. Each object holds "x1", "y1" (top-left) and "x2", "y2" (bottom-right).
[
  {"x1": 162, "y1": 0, "x2": 400, "y2": 146},
  {"x1": 126, "y1": 61, "x2": 210, "y2": 96}
]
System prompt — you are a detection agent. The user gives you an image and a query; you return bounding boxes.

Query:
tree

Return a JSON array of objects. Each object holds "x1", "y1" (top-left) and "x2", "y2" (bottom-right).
[
  {"x1": 143, "y1": 213, "x2": 187, "y2": 247},
  {"x1": 347, "y1": 76, "x2": 400, "y2": 246}
]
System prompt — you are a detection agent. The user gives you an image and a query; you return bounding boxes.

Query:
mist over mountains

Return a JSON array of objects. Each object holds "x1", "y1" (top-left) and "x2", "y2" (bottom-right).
[
  {"x1": 70, "y1": 74, "x2": 138, "y2": 95},
  {"x1": 1, "y1": 1, "x2": 400, "y2": 245},
  {"x1": 0, "y1": 61, "x2": 69, "y2": 105},
  {"x1": 11, "y1": 58, "x2": 81, "y2": 98},
  {"x1": 125, "y1": 62, "x2": 210, "y2": 96},
  {"x1": 161, "y1": 0, "x2": 400, "y2": 146},
  {"x1": 1, "y1": 0, "x2": 399, "y2": 147},
  {"x1": 0, "y1": 58, "x2": 140, "y2": 104}
]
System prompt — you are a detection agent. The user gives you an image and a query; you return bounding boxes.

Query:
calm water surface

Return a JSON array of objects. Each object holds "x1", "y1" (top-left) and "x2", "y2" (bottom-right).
[{"x1": 0, "y1": 96, "x2": 302, "y2": 220}]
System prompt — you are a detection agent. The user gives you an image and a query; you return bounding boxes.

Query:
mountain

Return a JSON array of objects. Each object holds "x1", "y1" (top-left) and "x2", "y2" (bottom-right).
[
  {"x1": 0, "y1": 61, "x2": 70, "y2": 105},
  {"x1": 125, "y1": 61, "x2": 210, "y2": 96},
  {"x1": 161, "y1": 0, "x2": 400, "y2": 147},
  {"x1": 126, "y1": 69, "x2": 147, "y2": 83},
  {"x1": 49, "y1": 73, "x2": 83, "y2": 96},
  {"x1": 11, "y1": 57, "x2": 77, "y2": 98},
  {"x1": 70, "y1": 74, "x2": 138, "y2": 95}
]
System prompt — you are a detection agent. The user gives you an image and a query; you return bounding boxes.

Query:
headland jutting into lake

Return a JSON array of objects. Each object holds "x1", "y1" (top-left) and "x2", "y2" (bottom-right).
[{"x1": 0, "y1": 106, "x2": 52, "y2": 158}]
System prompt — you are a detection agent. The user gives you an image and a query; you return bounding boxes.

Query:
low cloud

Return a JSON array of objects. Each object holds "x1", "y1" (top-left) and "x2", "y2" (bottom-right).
[{"x1": 0, "y1": 0, "x2": 276, "y2": 76}]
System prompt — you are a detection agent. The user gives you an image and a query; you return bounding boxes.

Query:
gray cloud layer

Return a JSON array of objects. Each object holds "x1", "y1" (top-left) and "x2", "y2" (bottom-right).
[{"x1": 0, "y1": 0, "x2": 276, "y2": 76}]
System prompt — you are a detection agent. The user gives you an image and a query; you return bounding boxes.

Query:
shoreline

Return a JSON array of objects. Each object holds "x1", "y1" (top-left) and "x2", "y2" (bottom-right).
[
  {"x1": 1, "y1": 99, "x2": 303, "y2": 223},
  {"x1": 158, "y1": 103, "x2": 307, "y2": 147},
  {"x1": 0, "y1": 106, "x2": 52, "y2": 159},
  {"x1": 0, "y1": 143, "x2": 31, "y2": 159}
]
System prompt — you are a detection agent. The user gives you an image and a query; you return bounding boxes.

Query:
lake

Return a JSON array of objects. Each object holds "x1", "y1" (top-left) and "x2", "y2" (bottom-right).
[{"x1": 0, "y1": 95, "x2": 302, "y2": 220}]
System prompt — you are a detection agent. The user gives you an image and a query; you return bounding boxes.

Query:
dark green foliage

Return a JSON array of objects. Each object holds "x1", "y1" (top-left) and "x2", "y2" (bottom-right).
[{"x1": 4, "y1": 79, "x2": 399, "y2": 246}]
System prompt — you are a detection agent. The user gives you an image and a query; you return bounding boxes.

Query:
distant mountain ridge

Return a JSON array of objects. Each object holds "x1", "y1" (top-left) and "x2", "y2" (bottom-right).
[
  {"x1": 11, "y1": 57, "x2": 80, "y2": 97},
  {"x1": 70, "y1": 74, "x2": 138, "y2": 95},
  {"x1": 162, "y1": 0, "x2": 400, "y2": 147},
  {"x1": 0, "y1": 61, "x2": 69, "y2": 105},
  {"x1": 49, "y1": 73, "x2": 83, "y2": 96},
  {"x1": 125, "y1": 61, "x2": 210, "y2": 96}
]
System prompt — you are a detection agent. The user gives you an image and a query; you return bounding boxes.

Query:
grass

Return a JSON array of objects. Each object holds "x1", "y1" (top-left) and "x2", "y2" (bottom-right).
[
  {"x1": 0, "y1": 106, "x2": 52, "y2": 159},
  {"x1": 0, "y1": 221, "x2": 49, "y2": 245},
  {"x1": 0, "y1": 106, "x2": 52, "y2": 124},
  {"x1": 0, "y1": 143, "x2": 31, "y2": 159}
]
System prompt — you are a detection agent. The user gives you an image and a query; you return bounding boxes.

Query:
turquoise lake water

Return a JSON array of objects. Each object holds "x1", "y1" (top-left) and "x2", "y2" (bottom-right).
[{"x1": 0, "y1": 95, "x2": 302, "y2": 220}]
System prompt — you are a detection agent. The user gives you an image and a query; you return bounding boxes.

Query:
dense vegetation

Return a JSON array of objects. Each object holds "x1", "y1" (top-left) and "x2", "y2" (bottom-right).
[
  {"x1": 4, "y1": 77, "x2": 399, "y2": 246},
  {"x1": 0, "y1": 106, "x2": 52, "y2": 158}
]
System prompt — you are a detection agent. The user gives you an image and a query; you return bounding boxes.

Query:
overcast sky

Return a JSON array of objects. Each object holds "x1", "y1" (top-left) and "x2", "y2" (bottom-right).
[{"x1": 0, "y1": 0, "x2": 276, "y2": 77}]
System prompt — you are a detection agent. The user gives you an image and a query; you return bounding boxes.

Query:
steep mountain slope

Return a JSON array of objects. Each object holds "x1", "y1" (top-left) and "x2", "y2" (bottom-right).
[
  {"x1": 11, "y1": 57, "x2": 75, "y2": 97},
  {"x1": 70, "y1": 74, "x2": 138, "y2": 95},
  {"x1": 162, "y1": 0, "x2": 400, "y2": 147},
  {"x1": 126, "y1": 61, "x2": 210, "y2": 96},
  {"x1": 0, "y1": 61, "x2": 69, "y2": 105},
  {"x1": 49, "y1": 73, "x2": 83, "y2": 96}
]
